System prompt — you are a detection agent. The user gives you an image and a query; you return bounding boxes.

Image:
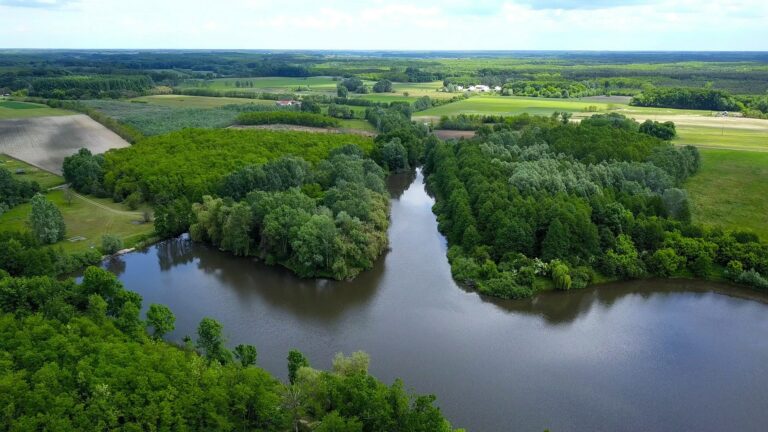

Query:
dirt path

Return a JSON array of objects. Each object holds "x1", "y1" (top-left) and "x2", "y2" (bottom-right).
[
  {"x1": 72, "y1": 192, "x2": 143, "y2": 217},
  {"x1": 50, "y1": 184, "x2": 144, "y2": 217}
]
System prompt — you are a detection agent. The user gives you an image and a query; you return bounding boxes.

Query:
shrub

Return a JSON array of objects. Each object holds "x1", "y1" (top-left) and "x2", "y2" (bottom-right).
[
  {"x1": 570, "y1": 266, "x2": 594, "y2": 289},
  {"x1": 236, "y1": 111, "x2": 340, "y2": 128},
  {"x1": 551, "y1": 261, "x2": 572, "y2": 290},
  {"x1": 736, "y1": 269, "x2": 768, "y2": 290},
  {"x1": 479, "y1": 272, "x2": 533, "y2": 299},
  {"x1": 725, "y1": 260, "x2": 744, "y2": 281},
  {"x1": 649, "y1": 248, "x2": 685, "y2": 277},
  {"x1": 101, "y1": 234, "x2": 124, "y2": 255}
]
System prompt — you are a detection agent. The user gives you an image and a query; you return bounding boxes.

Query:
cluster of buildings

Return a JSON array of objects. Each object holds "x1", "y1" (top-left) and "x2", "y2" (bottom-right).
[{"x1": 450, "y1": 85, "x2": 502, "y2": 93}]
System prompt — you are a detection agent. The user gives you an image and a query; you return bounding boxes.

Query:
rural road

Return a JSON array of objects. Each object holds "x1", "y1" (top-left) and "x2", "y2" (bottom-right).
[{"x1": 51, "y1": 184, "x2": 145, "y2": 217}]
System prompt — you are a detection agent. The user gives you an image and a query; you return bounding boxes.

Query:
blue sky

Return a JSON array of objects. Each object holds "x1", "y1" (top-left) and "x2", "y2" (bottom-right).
[{"x1": 1, "y1": 0, "x2": 766, "y2": 50}]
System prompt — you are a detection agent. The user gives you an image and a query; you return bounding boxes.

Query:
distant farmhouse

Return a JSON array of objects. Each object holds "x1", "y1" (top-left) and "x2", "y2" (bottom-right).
[
  {"x1": 447, "y1": 85, "x2": 501, "y2": 93},
  {"x1": 276, "y1": 99, "x2": 301, "y2": 107}
]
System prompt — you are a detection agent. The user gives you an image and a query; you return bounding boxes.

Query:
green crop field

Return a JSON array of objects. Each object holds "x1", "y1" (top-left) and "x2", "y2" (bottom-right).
[
  {"x1": 685, "y1": 149, "x2": 768, "y2": 239},
  {"x1": 0, "y1": 154, "x2": 65, "y2": 189},
  {"x1": 674, "y1": 125, "x2": 768, "y2": 152},
  {"x1": 414, "y1": 95, "x2": 613, "y2": 118},
  {"x1": 0, "y1": 100, "x2": 72, "y2": 119},
  {"x1": 130, "y1": 95, "x2": 273, "y2": 108},
  {"x1": 178, "y1": 76, "x2": 340, "y2": 93}
]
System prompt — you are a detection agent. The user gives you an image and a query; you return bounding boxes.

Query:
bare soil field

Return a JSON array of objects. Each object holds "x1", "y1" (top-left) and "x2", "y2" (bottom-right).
[
  {"x1": 434, "y1": 130, "x2": 476, "y2": 140},
  {"x1": 0, "y1": 114, "x2": 130, "y2": 174},
  {"x1": 229, "y1": 123, "x2": 376, "y2": 137}
]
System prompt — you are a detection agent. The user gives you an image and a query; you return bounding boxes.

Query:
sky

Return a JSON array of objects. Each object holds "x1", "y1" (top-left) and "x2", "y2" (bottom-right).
[{"x1": 1, "y1": 0, "x2": 767, "y2": 51}]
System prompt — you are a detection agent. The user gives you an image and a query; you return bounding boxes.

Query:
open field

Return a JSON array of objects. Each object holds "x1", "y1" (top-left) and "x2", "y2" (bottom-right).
[
  {"x1": 0, "y1": 187, "x2": 154, "y2": 253},
  {"x1": 0, "y1": 114, "x2": 130, "y2": 173},
  {"x1": 685, "y1": 149, "x2": 768, "y2": 239},
  {"x1": 130, "y1": 95, "x2": 274, "y2": 108},
  {"x1": 675, "y1": 125, "x2": 768, "y2": 152},
  {"x1": 338, "y1": 119, "x2": 377, "y2": 132},
  {"x1": 0, "y1": 154, "x2": 65, "y2": 189},
  {"x1": 229, "y1": 123, "x2": 375, "y2": 136},
  {"x1": 0, "y1": 100, "x2": 72, "y2": 119},
  {"x1": 178, "y1": 76, "x2": 340, "y2": 94},
  {"x1": 415, "y1": 95, "x2": 614, "y2": 119}
]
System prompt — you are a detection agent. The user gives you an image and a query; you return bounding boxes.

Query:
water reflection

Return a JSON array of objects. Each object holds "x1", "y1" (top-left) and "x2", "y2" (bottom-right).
[
  {"x1": 98, "y1": 169, "x2": 768, "y2": 432},
  {"x1": 478, "y1": 278, "x2": 768, "y2": 325}
]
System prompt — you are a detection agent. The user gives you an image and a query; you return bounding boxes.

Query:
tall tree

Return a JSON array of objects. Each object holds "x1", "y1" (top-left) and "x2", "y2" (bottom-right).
[
  {"x1": 29, "y1": 193, "x2": 66, "y2": 244},
  {"x1": 146, "y1": 304, "x2": 175, "y2": 339},
  {"x1": 287, "y1": 349, "x2": 310, "y2": 384},
  {"x1": 197, "y1": 317, "x2": 230, "y2": 364}
]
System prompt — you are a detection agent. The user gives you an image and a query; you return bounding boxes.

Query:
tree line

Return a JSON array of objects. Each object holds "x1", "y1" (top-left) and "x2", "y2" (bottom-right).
[
  {"x1": 236, "y1": 111, "x2": 340, "y2": 128},
  {"x1": 630, "y1": 87, "x2": 742, "y2": 111},
  {"x1": 425, "y1": 113, "x2": 768, "y2": 298}
]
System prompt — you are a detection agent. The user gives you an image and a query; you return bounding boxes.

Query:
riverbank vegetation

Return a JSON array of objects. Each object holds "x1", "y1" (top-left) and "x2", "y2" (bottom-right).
[
  {"x1": 0, "y1": 262, "x2": 456, "y2": 431},
  {"x1": 191, "y1": 147, "x2": 390, "y2": 279},
  {"x1": 425, "y1": 112, "x2": 768, "y2": 298}
]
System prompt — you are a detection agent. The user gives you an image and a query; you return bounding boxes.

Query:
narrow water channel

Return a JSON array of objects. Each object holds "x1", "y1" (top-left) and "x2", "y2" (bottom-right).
[{"x1": 103, "y1": 169, "x2": 768, "y2": 432}]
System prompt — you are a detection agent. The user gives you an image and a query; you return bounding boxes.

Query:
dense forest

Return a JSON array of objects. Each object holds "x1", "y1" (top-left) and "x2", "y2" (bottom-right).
[
  {"x1": 191, "y1": 147, "x2": 390, "y2": 279},
  {"x1": 425, "y1": 113, "x2": 768, "y2": 298},
  {"x1": 69, "y1": 129, "x2": 373, "y2": 204},
  {"x1": 630, "y1": 87, "x2": 743, "y2": 111},
  {"x1": 0, "y1": 257, "x2": 455, "y2": 430}
]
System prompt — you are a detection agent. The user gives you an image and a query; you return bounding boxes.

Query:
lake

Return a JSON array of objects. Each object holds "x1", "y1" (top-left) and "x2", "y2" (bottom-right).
[{"x1": 102, "y1": 169, "x2": 768, "y2": 432}]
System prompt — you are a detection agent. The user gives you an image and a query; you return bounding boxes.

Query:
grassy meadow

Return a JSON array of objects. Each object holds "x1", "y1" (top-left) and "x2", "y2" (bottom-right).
[
  {"x1": 685, "y1": 149, "x2": 768, "y2": 239},
  {"x1": 415, "y1": 95, "x2": 613, "y2": 118},
  {"x1": 0, "y1": 100, "x2": 71, "y2": 119},
  {"x1": 0, "y1": 156, "x2": 153, "y2": 253},
  {"x1": 178, "y1": 76, "x2": 340, "y2": 94},
  {"x1": 130, "y1": 95, "x2": 273, "y2": 108},
  {"x1": 0, "y1": 154, "x2": 64, "y2": 189}
]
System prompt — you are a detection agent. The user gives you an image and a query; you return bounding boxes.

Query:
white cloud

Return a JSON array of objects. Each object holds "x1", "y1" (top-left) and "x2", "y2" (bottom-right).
[{"x1": 0, "y1": 0, "x2": 766, "y2": 50}]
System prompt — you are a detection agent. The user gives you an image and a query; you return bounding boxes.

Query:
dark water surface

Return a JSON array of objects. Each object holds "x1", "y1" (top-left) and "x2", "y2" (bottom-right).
[{"x1": 104, "y1": 169, "x2": 768, "y2": 432}]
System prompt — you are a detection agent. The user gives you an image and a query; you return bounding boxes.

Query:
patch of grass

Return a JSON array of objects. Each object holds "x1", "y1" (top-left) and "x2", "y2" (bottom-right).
[
  {"x1": 0, "y1": 189, "x2": 154, "y2": 253},
  {"x1": 415, "y1": 95, "x2": 614, "y2": 118},
  {"x1": 685, "y1": 149, "x2": 768, "y2": 239},
  {"x1": 0, "y1": 102, "x2": 71, "y2": 119},
  {"x1": 178, "y1": 76, "x2": 340, "y2": 94},
  {"x1": 0, "y1": 154, "x2": 64, "y2": 189},
  {"x1": 0, "y1": 101, "x2": 44, "y2": 109},
  {"x1": 338, "y1": 119, "x2": 376, "y2": 132},
  {"x1": 130, "y1": 95, "x2": 273, "y2": 108},
  {"x1": 674, "y1": 125, "x2": 768, "y2": 152},
  {"x1": 354, "y1": 94, "x2": 420, "y2": 103}
]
